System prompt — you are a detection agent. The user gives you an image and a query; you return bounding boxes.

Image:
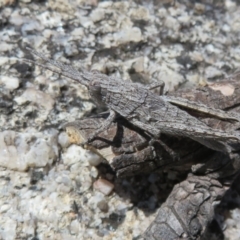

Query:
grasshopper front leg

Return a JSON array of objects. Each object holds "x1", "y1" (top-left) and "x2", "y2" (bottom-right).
[
  {"x1": 81, "y1": 110, "x2": 117, "y2": 145},
  {"x1": 149, "y1": 138, "x2": 180, "y2": 161}
]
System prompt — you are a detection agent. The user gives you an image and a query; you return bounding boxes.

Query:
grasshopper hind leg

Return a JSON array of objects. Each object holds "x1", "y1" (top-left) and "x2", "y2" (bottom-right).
[{"x1": 131, "y1": 119, "x2": 180, "y2": 161}]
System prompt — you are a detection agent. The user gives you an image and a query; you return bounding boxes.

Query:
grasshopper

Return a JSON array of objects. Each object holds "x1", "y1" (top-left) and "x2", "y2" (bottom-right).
[{"x1": 23, "y1": 47, "x2": 240, "y2": 155}]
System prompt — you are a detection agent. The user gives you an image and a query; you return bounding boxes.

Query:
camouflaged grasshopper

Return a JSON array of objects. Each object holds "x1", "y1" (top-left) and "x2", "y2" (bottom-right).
[
  {"x1": 63, "y1": 77, "x2": 240, "y2": 240},
  {"x1": 24, "y1": 47, "x2": 240, "y2": 156}
]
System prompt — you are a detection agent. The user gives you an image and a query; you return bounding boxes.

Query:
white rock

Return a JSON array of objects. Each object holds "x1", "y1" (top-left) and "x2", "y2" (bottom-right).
[
  {"x1": 131, "y1": 57, "x2": 145, "y2": 72},
  {"x1": 93, "y1": 179, "x2": 114, "y2": 195},
  {"x1": 74, "y1": 167, "x2": 93, "y2": 192},
  {"x1": 21, "y1": 20, "x2": 43, "y2": 34},
  {"x1": 64, "y1": 43, "x2": 79, "y2": 57},
  {"x1": 23, "y1": 35, "x2": 45, "y2": 49},
  {"x1": 0, "y1": 204, "x2": 10, "y2": 213},
  {"x1": 0, "y1": 131, "x2": 58, "y2": 171},
  {"x1": 222, "y1": 24, "x2": 230, "y2": 32},
  {"x1": 42, "y1": 29, "x2": 54, "y2": 38},
  {"x1": 20, "y1": 0, "x2": 32, "y2": 3},
  {"x1": 87, "y1": 152, "x2": 102, "y2": 166},
  {"x1": 225, "y1": 0, "x2": 236, "y2": 11},
  {"x1": 205, "y1": 66, "x2": 222, "y2": 79},
  {"x1": 70, "y1": 219, "x2": 80, "y2": 235},
  {"x1": 37, "y1": 11, "x2": 62, "y2": 28},
  {"x1": 90, "y1": 166, "x2": 99, "y2": 178},
  {"x1": 71, "y1": 27, "x2": 84, "y2": 38},
  {"x1": 0, "y1": 218, "x2": 17, "y2": 240},
  {"x1": 155, "y1": 66, "x2": 184, "y2": 92},
  {"x1": 165, "y1": 16, "x2": 180, "y2": 31},
  {"x1": 63, "y1": 144, "x2": 102, "y2": 167},
  {"x1": 55, "y1": 174, "x2": 71, "y2": 186},
  {"x1": 0, "y1": 56, "x2": 8, "y2": 66},
  {"x1": 9, "y1": 10, "x2": 25, "y2": 26},
  {"x1": 14, "y1": 88, "x2": 54, "y2": 111},
  {"x1": 0, "y1": 42, "x2": 14, "y2": 52},
  {"x1": 10, "y1": 172, "x2": 30, "y2": 188},
  {"x1": 58, "y1": 131, "x2": 70, "y2": 148},
  {"x1": 114, "y1": 27, "x2": 142, "y2": 45},
  {"x1": 129, "y1": 7, "x2": 149, "y2": 21},
  {"x1": 89, "y1": 217, "x2": 102, "y2": 228},
  {"x1": 90, "y1": 8, "x2": 106, "y2": 23},
  {"x1": 62, "y1": 145, "x2": 89, "y2": 166}
]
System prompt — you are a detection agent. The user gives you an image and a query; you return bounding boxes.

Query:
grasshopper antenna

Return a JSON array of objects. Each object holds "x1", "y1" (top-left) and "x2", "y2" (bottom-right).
[{"x1": 23, "y1": 47, "x2": 93, "y2": 88}]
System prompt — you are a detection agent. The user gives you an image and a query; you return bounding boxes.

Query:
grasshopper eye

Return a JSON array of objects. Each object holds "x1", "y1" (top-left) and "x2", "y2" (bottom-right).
[
  {"x1": 90, "y1": 80, "x2": 101, "y2": 92},
  {"x1": 89, "y1": 80, "x2": 105, "y2": 106}
]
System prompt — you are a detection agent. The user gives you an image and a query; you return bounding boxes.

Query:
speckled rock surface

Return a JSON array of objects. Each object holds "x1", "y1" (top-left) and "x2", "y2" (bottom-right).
[{"x1": 1, "y1": 0, "x2": 240, "y2": 239}]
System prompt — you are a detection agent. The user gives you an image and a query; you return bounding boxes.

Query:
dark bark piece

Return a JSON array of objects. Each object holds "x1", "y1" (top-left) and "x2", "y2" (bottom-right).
[{"x1": 143, "y1": 175, "x2": 226, "y2": 240}]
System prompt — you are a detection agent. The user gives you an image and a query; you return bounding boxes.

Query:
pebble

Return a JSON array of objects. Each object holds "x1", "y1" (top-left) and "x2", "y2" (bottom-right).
[
  {"x1": 87, "y1": 152, "x2": 103, "y2": 167},
  {"x1": 0, "y1": 76, "x2": 19, "y2": 90},
  {"x1": 14, "y1": 88, "x2": 55, "y2": 112},
  {"x1": 97, "y1": 199, "x2": 109, "y2": 212},
  {"x1": 58, "y1": 131, "x2": 70, "y2": 148},
  {"x1": 113, "y1": 27, "x2": 142, "y2": 45},
  {"x1": 209, "y1": 83, "x2": 235, "y2": 96},
  {"x1": 94, "y1": 179, "x2": 114, "y2": 195},
  {"x1": 205, "y1": 66, "x2": 223, "y2": 79}
]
